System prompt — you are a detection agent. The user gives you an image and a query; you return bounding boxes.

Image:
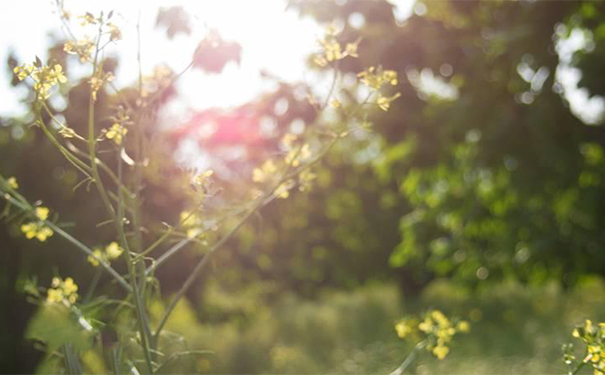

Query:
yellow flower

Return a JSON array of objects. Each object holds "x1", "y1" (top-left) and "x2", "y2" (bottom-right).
[
  {"x1": 14, "y1": 63, "x2": 67, "y2": 99},
  {"x1": 21, "y1": 222, "x2": 54, "y2": 242},
  {"x1": 105, "y1": 242, "x2": 123, "y2": 260},
  {"x1": 186, "y1": 228, "x2": 202, "y2": 239},
  {"x1": 87, "y1": 248, "x2": 104, "y2": 267},
  {"x1": 324, "y1": 40, "x2": 342, "y2": 62},
  {"x1": 383, "y1": 70, "x2": 398, "y2": 85},
  {"x1": 418, "y1": 318, "x2": 433, "y2": 333},
  {"x1": 298, "y1": 169, "x2": 317, "y2": 192},
  {"x1": 64, "y1": 38, "x2": 95, "y2": 63},
  {"x1": 35, "y1": 227, "x2": 54, "y2": 242},
  {"x1": 192, "y1": 170, "x2": 214, "y2": 187},
  {"x1": 457, "y1": 320, "x2": 470, "y2": 333},
  {"x1": 376, "y1": 93, "x2": 401, "y2": 111},
  {"x1": 35, "y1": 207, "x2": 49, "y2": 221},
  {"x1": 62, "y1": 277, "x2": 78, "y2": 295},
  {"x1": 253, "y1": 160, "x2": 277, "y2": 183},
  {"x1": 78, "y1": 12, "x2": 97, "y2": 26},
  {"x1": 46, "y1": 277, "x2": 78, "y2": 305},
  {"x1": 13, "y1": 65, "x2": 33, "y2": 81},
  {"x1": 105, "y1": 123, "x2": 128, "y2": 145},
  {"x1": 7, "y1": 177, "x2": 18, "y2": 189},
  {"x1": 432, "y1": 344, "x2": 450, "y2": 360},
  {"x1": 314, "y1": 55, "x2": 328, "y2": 67},
  {"x1": 282, "y1": 134, "x2": 297, "y2": 149},
  {"x1": 358, "y1": 66, "x2": 399, "y2": 90},
  {"x1": 285, "y1": 144, "x2": 312, "y2": 167},
  {"x1": 21, "y1": 223, "x2": 38, "y2": 240},
  {"x1": 46, "y1": 288, "x2": 64, "y2": 303},
  {"x1": 52, "y1": 64, "x2": 67, "y2": 84},
  {"x1": 275, "y1": 182, "x2": 292, "y2": 199},
  {"x1": 344, "y1": 38, "x2": 361, "y2": 58},
  {"x1": 395, "y1": 320, "x2": 413, "y2": 338},
  {"x1": 107, "y1": 22, "x2": 122, "y2": 42}
]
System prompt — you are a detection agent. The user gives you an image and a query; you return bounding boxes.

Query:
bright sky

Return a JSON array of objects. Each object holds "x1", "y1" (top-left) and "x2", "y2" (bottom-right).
[
  {"x1": 0, "y1": 0, "x2": 326, "y2": 117},
  {"x1": 0, "y1": 0, "x2": 601, "y2": 125}
]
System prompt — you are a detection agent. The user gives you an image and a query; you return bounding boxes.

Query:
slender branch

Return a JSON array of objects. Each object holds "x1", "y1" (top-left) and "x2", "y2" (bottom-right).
[
  {"x1": 0, "y1": 188, "x2": 131, "y2": 292},
  {"x1": 389, "y1": 341, "x2": 425, "y2": 375},
  {"x1": 153, "y1": 204, "x2": 259, "y2": 340},
  {"x1": 86, "y1": 19, "x2": 153, "y2": 374},
  {"x1": 144, "y1": 239, "x2": 189, "y2": 276},
  {"x1": 152, "y1": 140, "x2": 336, "y2": 339}
]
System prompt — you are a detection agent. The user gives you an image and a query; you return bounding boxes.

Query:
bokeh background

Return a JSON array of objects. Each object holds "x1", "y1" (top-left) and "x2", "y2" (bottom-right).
[{"x1": 2, "y1": 0, "x2": 605, "y2": 373}]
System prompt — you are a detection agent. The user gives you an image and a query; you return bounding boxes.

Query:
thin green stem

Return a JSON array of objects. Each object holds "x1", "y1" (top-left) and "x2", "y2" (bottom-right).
[
  {"x1": 153, "y1": 205, "x2": 258, "y2": 340},
  {"x1": 0, "y1": 187, "x2": 131, "y2": 292},
  {"x1": 152, "y1": 146, "x2": 331, "y2": 339},
  {"x1": 86, "y1": 21, "x2": 153, "y2": 374},
  {"x1": 389, "y1": 341, "x2": 425, "y2": 375}
]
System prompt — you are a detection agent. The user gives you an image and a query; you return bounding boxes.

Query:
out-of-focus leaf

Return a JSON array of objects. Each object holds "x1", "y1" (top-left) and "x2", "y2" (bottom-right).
[
  {"x1": 192, "y1": 30, "x2": 242, "y2": 74},
  {"x1": 155, "y1": 6, "x2": 192, "y2": 39},
  {"x1": 25, "y1": 305, "x2": 93, "y2": 353}
]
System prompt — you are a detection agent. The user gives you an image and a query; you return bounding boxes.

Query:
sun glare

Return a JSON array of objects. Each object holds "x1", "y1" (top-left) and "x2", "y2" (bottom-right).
[{"x1": 0, "y1": 0, "x2": 322, "y2": 115}]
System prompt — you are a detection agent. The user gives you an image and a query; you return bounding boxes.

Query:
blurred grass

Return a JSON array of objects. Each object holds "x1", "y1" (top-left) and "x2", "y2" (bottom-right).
[{"x1": 150, "y1": 276, "x2": 605, "y2": 374}]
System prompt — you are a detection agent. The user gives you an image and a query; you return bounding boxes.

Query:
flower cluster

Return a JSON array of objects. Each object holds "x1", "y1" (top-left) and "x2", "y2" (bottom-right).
[
  {"x1": 89, "y1": 71, "x2": 114, "y2": 102},
  {"x1": 252, "y1": 136, "x2": 317, "y2": 199},
  {"x1": 87, "y1": 241, "x2": 124, "y2": 267},
  {"x1": 7, "y1": 177, "x2": 18, "y2": 190},
  {"x1": 107, "y1": 22, "x2": 122, "y2": 42},
  {"x1": 564, "y1": 319, "x2": 605, "y2": 374},
  {"x1": 357, "y1": 66, "x2": 401, "y2": 111},
  {"x1": 21, "y1": 206, "x2": 54, "y2": 242},
  {"x1": 142, "y1": 64, "x2": 174, "y2": 98},
  {"x1": 78, "y1": 12, "x2": 98, "y2": 27},
  {"x1": 104, "y1": 107, "x2": 132, "y2": 145},
  {"x1": 313, "y1": 25, "x2": 360, "y2": 67},
  {"x1": 179, "y1": 210, "x2": 207, "y2": 239},
  {"x1": 285, "y1": 144, "x2": 312, "y2": 168},
  {"x1": 13, "y1": 63, "x2": 67, "y2": 100},
  {"x1": 253, "y1": 160, "x2": 278, "y2": 184},
  {"x1": 64, "y1": 37, "x2": 95, "y2": 63},
  {"x1": 395, "y1": 309, "x2": 469, "y2": 360},
  {"x1": 47, "y1": 276, "x2": 79, "y2": 305}
]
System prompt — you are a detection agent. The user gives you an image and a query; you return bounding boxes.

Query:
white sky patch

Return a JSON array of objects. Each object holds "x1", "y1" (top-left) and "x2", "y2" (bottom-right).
[
  {"x1": 0, "y1": 0, "x2": 322, "y2": 117},
  {"x1": 555, "y1": 27, "x2": 605, "y2": 125}
]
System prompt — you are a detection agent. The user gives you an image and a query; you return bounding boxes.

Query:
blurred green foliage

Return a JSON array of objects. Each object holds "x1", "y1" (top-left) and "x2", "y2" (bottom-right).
[{"x1": 135, "y1": 280, "x2": 605, "y2": 374}]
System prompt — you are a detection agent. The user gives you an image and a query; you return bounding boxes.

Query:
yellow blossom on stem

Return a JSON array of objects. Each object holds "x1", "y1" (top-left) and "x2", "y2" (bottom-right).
[
  {"x1": 21, "y1": 206, "x2": 54, "y2": 242},
  {"x1": 105, "y1": 241, "x2": 123, "y2": 260},
  {"x1": 64, "y1": 38, "x2": 95, "y2": 63},
  {"x1": 253, "y1": 160, "x2": 277, "y2": 183},
  {"x1": 87, "y1": 248, "x2": 104, "y2": 267},
  {"x1": 46, "y1": 276, "x2": 79, "y2": 305},
  {"x1": 7, "y1": 177, "x2": 18, "y2": 189},
  {"x1": 107, "y1": 22, "x2": 122, "y2": 42},
  {"x1": 377, "y1": 93, "x2": 401, "y2": 111},
  {"x1": 395, "y1": 309, "x2": 469, "y2": 361},
  {"x1": 357, "y1": 66, "x2": 399, "y2": 90},
  {"x1": 105, "y1": 123, "x2": 128, "y2": 145},
  {"x1": 275, "y1": 181, "x2": 294, "y2": 199},
  {"x1": 298, "y1": 169, "x2": 317, "y2": 192},
  {"x1": 78, "y1": 12, "x2": 97, "y2": 26},
  {"x1": 35, "y1": 207, "x2": 49, "y2": 221},
  {"x1": 14, "y1": 63, "x2": 67, "y2": 99}
]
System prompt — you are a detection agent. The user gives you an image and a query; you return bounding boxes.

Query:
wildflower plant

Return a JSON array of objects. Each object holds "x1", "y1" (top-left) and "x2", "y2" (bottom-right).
[
  {"x1": 563, "y1": 320, "x2": 605, "y2": 375},
  {"x1": 0, "y1": 4, "x2": 405, "y2": 374},
  {"x1": 390, "y1": 309, "x2": 470, "y2": 374}
]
